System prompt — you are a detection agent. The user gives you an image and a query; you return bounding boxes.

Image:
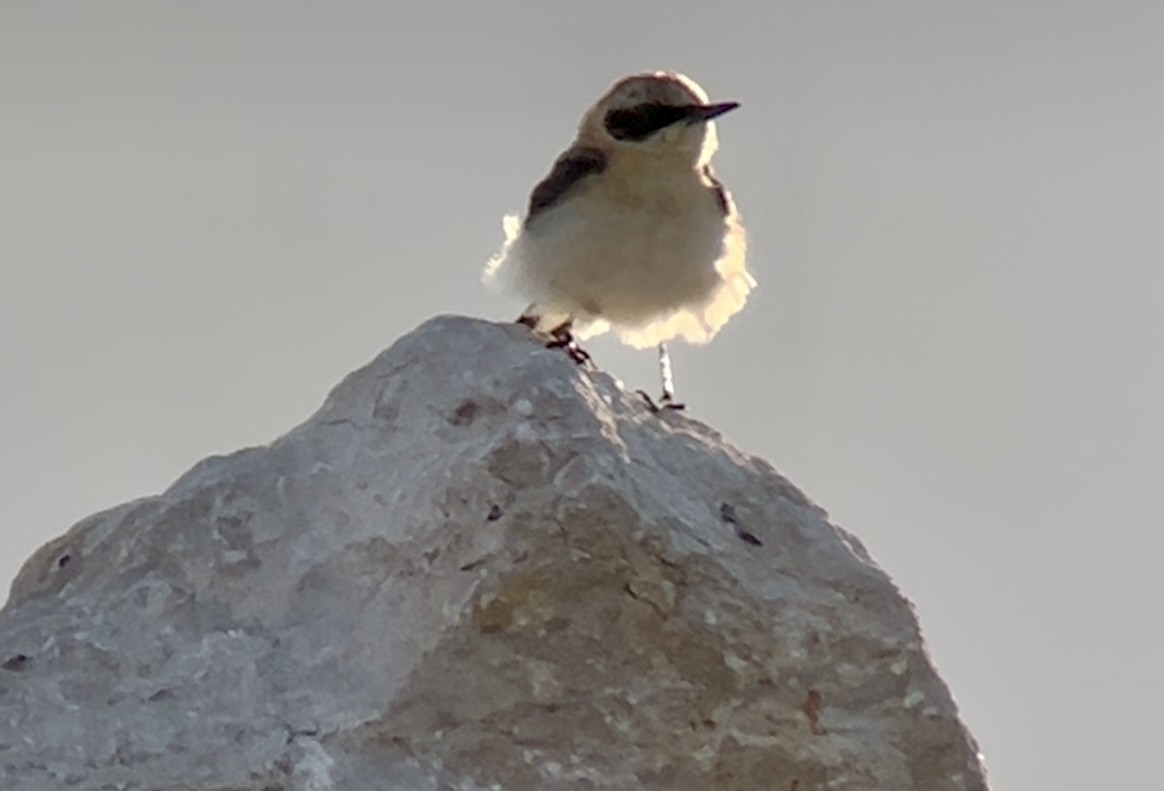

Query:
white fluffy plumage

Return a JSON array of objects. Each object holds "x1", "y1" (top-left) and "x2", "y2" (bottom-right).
[{"x1": 484, "y1": 71, "x2": 754, "y2": 350}]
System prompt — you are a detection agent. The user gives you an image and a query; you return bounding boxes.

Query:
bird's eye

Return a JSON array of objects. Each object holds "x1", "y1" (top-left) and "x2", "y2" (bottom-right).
[{"x1": 604, "y1": 103, "x2": 692, "y2": 141}]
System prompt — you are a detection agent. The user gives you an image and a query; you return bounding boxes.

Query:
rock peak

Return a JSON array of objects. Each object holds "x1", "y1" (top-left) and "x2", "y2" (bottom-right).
[{"x1": 1, "y1": 316, "x2": 988, "y2": 790}]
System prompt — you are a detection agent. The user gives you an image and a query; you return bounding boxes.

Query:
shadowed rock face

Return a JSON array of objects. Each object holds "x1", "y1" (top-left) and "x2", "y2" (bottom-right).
[{"x1": 0, "y1": 316, "x2": 989, "y2": 791}]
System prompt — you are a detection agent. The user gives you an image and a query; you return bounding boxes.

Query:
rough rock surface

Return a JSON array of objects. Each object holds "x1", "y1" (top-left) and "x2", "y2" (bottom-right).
[{"x1": 0, "y1": 316, "x2": 989, "y2": 790}]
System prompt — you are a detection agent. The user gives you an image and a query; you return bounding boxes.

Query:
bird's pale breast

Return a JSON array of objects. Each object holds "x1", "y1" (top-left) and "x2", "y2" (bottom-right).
[{"x1": 518, "y1": 166, "x2": 729, "y2": 325}]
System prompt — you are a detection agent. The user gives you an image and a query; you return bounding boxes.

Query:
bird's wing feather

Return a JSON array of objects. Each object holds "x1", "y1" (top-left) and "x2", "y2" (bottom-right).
[
  {"x1": 526, "y1": 146, "x2": 607, "y2": 226},
  {"x1": 702, "y1": 164, "x2": 732, "y2": 217}
]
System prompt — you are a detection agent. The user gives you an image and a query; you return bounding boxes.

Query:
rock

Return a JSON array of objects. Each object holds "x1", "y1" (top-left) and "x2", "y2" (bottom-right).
[{"x1": 0, "y1": 316, "x2": 989, "y2": 790}]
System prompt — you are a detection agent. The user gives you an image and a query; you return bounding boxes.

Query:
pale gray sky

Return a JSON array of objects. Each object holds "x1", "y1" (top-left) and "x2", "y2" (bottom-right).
[{"x1": 3, "y1": 2, "x2": 1161, "y2": 788}]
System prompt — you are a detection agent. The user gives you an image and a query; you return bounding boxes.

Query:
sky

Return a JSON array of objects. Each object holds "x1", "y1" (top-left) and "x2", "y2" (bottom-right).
[{"x1": 3, "y1": 2, "x2": 1162, "y2": 788}]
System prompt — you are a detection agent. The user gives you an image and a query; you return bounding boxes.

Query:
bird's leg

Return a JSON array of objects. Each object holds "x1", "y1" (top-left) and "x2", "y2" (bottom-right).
[
  {"x1": 658, "y1": 342, "x2": 678, "y2": 404},
  {"x1": 639, "y1": 343, "x2": 686, "y2": 413},
  {"x1": 545, "y1": 320, "x2": 593, "y2": 366},
  {"x1": 517, "y1": 312, "x2": 592, "y2": 366}
]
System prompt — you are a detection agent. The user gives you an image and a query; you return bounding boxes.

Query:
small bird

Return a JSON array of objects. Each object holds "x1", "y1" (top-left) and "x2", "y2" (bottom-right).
[{"x1": 484, "y1": 71, "x2": 755, "y2": 410}]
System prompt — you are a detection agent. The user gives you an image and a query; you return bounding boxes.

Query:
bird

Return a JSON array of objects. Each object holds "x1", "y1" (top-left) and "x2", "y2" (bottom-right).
[{"x1": 484, "y1": 71, "x2": 755, "y2": 410}]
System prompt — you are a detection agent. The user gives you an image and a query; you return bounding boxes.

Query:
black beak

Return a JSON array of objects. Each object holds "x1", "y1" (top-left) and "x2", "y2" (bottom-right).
[
  {"x1": 604, "y1": 101, "x2": 741, "y2": 141},
  {"x1": 683, "y1": 101, "x2": 740, "y2": 123}
]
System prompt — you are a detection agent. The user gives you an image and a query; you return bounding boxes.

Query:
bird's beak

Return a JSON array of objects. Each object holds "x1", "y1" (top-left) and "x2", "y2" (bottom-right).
[{"x1": 683, "y1": 101, "x2": 740, "y2": 123}]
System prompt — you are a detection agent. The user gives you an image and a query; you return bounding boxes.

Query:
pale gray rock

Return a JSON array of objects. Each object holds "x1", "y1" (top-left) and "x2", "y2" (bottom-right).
[{"x1": 0, "y1": 316, "x2": 989, "y2": 790}]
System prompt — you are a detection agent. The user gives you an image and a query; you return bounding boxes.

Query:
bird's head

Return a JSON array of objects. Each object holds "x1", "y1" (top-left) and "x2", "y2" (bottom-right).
[{"x1": 580, "y1": 72, "x2": 738, "y2": 164}]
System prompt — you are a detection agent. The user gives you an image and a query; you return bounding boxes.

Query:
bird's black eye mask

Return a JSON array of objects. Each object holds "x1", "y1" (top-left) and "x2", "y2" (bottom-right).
[{"x1": 603, "y1": 102, "x2": 695, "y2": 141}]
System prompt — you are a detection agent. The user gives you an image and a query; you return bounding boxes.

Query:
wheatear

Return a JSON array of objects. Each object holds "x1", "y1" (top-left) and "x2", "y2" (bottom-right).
[{"x1": 484, "y1": 71, "x2": 755, "y2": 410}]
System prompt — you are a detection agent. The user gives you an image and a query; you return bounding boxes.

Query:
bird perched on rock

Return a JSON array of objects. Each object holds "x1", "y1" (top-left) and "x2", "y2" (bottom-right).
[{"x1": 484, "y1": 71, "x2": 755, "y2": 411}]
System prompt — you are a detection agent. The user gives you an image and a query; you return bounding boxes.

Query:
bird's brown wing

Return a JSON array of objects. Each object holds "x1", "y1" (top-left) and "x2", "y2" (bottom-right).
[
  {"x1": 702, "y1": 164, "x2": 733, "y2": 217},
  {"x1": 526, "y1": 146, "x2": 607, "y2": 226}
]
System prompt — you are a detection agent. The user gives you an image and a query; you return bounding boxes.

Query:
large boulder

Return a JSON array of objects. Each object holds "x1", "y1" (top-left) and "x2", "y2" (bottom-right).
[{"x1": 0, "y1": 316, "x2": 988, "y2": 790}]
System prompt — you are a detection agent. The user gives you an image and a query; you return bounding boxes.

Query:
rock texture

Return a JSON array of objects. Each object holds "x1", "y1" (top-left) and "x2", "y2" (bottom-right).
[{"x1": 0, "y1": 316, "x2": 988, "y2": 790}]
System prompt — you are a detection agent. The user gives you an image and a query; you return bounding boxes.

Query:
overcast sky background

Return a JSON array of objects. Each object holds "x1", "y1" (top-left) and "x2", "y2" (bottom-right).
[{"x1": 3, "y1": 2, "x2": 1162, "y2": 788}]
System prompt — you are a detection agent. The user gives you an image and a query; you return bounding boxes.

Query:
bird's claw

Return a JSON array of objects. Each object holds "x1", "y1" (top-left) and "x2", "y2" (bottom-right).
[
  {"x1": 637, "y1": 390, "x2": 686, "y2": 414},
  {"x1": 546, "y1": 335, "x2": 593, "y2": 366},
  {"x1": 517, "y1": 316, "x2": 593, "y2": 366}
]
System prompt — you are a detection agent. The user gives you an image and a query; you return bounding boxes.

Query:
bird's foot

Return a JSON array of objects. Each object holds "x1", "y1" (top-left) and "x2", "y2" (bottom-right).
[
  {"x1": 517, "y1": 315, "x2": 593, "y2": 366},
  {"x1": 546, "y1": 332, "x2": 593, "y2": 366},
  {"x1": 637, "y1": 390, "x2": 686, "y2": 414}
]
